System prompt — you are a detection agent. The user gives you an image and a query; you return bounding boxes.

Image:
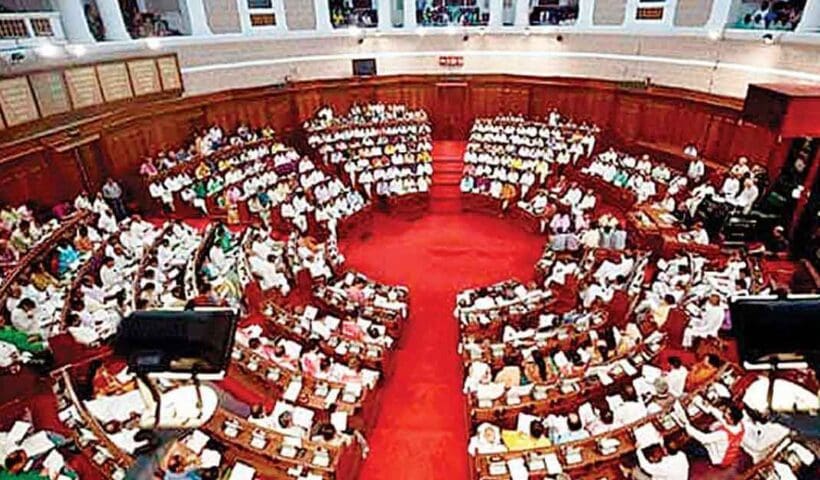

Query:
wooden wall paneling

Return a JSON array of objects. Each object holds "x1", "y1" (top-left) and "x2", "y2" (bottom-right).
[
  {"x1": 0, "y1": 148, "x2": 83, "y2": 210},
  {"x1": 293, "y1": 89, "x2": 323, "y2": 122},
  {"x1": 45, "y1": 148, "x2": 87, "y2": 203},
  {"x1": 611, "y1": 92, "x2": 643, "y2": 143},
  {"x1": 265, "y1": 93, "x2": 297, "y2": 136},
  {"x1": 399, "y1": 82, "x2": 436, "y2": 113},
  {"x1": 373, "y1": 85, "x2": 405, "y2": 105}
]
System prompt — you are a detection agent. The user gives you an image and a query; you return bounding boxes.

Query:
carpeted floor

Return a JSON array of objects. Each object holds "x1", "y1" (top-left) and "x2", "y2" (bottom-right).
[{"x1": 339, "y1": 212, "x2": 546, "y2": 480}]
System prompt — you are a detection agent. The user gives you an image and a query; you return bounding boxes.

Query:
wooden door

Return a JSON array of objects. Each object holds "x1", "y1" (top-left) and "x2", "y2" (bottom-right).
[{"x1": 434, "y1": 82, "x2": 469, "y2": 140}]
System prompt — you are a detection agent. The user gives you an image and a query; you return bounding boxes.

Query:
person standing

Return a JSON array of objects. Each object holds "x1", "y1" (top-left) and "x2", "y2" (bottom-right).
[{"x1": 102, "y1": 178, "x2": 127, "y2": 220}]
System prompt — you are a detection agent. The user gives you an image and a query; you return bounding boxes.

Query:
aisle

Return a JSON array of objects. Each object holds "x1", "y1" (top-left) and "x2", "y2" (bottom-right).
[{"x1": 340, "y1": 213, "x2": 544, "y2": 480}]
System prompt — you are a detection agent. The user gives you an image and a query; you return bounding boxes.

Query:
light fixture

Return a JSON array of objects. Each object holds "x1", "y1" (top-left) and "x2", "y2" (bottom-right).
[
  {"x1": 762, "y1": 33, "x2": 775, "y2": 45},
  {"x1": 479, "y1": 27, "x2": 486, "y2": 37},
  {"x1": 35, "y1": 41, "x2": 62, "y2": 58},
  {"x1": 707, "y1": 30, "x2": 721, "y2": 41},
  {"x1": 374, "y1": 29, "x2": 383, "y2": 37},
  {"x1": 523, "y1": 27, "x2": 531, "y2": 37},
  {"x1": 145, "y1": 37, "x2": 162, "y2": 50},
  {"x1": 416, "y1": 28, "x2": 426, "y2": 37},
  {"x1": 66, "y1": 44, "x2": 87, "y2": 57}
]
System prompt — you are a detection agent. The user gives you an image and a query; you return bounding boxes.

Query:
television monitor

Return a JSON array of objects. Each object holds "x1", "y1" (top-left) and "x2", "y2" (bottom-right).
[
  {"x1": 353, "y1": 58, "x2": 376, "y2": 76},
  {"x1": 730, "y1": 295, "x2": 820, "y2": 367},
  {"x1": 115, "y1": 308, "x2": 238, "y2": 380}
]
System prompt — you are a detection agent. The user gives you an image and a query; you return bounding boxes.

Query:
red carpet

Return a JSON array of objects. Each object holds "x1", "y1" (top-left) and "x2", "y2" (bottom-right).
[{"x1": 340, "y1": 212, "x2": 545, "y2": 480}]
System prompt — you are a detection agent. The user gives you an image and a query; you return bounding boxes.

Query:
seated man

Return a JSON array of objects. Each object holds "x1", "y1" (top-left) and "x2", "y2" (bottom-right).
[{"x1": 682, "y1": 293, "x2": 725, "y2": 348}]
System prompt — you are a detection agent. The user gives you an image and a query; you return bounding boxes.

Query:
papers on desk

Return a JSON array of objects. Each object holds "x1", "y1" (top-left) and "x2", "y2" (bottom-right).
[
  {"x1": 543, "y1": 452, "x2": 563, "y2": 474},
  {"x1": 201, "y1": 448, "x2": 222, "y2": 468},
  {"x1": 42, "y1": 450, "x2": 65, "y2": 477},
  {"x1": 619, "y1": 359, "x2": 637, "y2": 377},
  {"x1": 184, "y1": 429, "x2": 210, "y2": 454},
  {"x1": 331, "y1": 411, "x2": 348, "y2": 433},
  {"x1": 788, "y1": 441, "x2": 815, "y2": 466},
  {"x1": 633, "y1": 423, "x2": 662, "y2": 448},
  {"x1": 7, "y1": 420, "x2": 32, "y2": 444},
  {"x1": 229, "y1": 462, "x2": 257, "y2": 480},
  {"x1": 21, "y1": 431, "x2": 55, "y2": 457},
  {"x1": 773, "y1": 461, "x2": 798, "y2": 480},
  {"x1": 283, "y1": 381, "x2": 303, "y2": 402},
  {"x1": 507, "y1": 457, "x2": 528, "y2": 480}
]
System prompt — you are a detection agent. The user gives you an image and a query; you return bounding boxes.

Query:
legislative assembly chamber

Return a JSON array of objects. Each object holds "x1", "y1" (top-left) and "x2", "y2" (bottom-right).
[{"x1": 0, "y1": 1, "x2": 819, "y2": 479}]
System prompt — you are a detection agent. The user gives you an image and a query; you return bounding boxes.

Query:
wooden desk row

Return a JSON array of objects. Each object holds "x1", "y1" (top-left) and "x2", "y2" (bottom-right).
[
  {"x1": 202, "y1": 407, "x2": 363, "y2": 480},
  {"x1": 51, "y1": 368, "x2": 134, "y2": 480},
  {"x1": 470, "y1": 365, "x2": 741, "y2": 480},
  {"x1": 0, "y1": 211, "x2": 91, "y2": 300},
  {"x1": 229, "y1": 341, "x2": 382, "y2": 433},
  {"x1": 468, "y1": 331, "x2": 665, "y2": 428}
]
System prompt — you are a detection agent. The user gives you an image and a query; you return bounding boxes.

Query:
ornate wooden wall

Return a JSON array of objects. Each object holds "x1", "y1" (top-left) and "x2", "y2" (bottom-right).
[{"x1": 0, "y1": 74, "x2": 786, "y2": 213}]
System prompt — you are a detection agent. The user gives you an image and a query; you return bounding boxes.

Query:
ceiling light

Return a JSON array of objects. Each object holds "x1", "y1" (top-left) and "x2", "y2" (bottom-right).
[
  {"x1": 523, "y1": 27, "x2": 531, "y2": 37},
  {"x1": 707, "y1": 30, "x2": 721, "y2": 41},
  {"x1": 35, "y1": 41, "x2": 62, "y2": 58},
  {"x1": 145, "y1": 37, "x2": 162, "y2": 50},
  {"x1": 762, "y1": 33, "x2": 775, "y2": 45},
  {"x1": 66, "y1": 44, "x2": 87, "y2": 57}
]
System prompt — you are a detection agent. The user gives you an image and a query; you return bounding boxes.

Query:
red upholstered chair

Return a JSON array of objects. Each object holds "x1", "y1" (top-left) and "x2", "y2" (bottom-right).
[{"x1": 663, "y1": 307, "x2": 688, "y2": 349}]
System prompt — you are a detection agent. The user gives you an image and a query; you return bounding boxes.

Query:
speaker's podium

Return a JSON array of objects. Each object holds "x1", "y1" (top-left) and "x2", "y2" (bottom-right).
[
  {"x1": 743, "y1": 84, "x2": 820, "y2": 138},
  {"x1": 115, "y1": 308, "x2": 238, "y2": 430}
]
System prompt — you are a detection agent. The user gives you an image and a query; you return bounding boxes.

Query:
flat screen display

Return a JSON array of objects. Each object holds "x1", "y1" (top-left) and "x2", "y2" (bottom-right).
[
  {"x1": 353, "y1": 58, "x2": 377, "y2": 77},
  {"x1": 731, "y1": 296, "x2": 820, "y2": 365},
  {"x1": 116, "y1": 309, "x2": 238, "y2": 377}
]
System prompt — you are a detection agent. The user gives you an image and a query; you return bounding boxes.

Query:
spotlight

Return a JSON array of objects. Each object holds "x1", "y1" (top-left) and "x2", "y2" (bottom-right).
[
  {"x1": 556, "y1": 34, "x2": 563, "y2": 42},
  {"x1": 35, "y1": 41, "x2": 62, "y2": 58},
  {"x1": 523, "y1": 27, "x2": 531, "y2": 37},
  {"x1": 707, "y1": 30, "x2": 721, "y2": 41},
  {"x1": 462, "y1": 34, "x2": 469, "y2": 42},
  {"x1": 374, "y1": 29, "x2": 383, "y2": 37},
  {"x1": 479, "y1": 27, "x2": 486, "y2": 36},
  {"x1": 145, "y1": 37, "x2": 162, "y2": 50},
  {"x1": 66, "y1": 44, "x2": 87, "y2": 57},
  {"x1": 762, "y1": 33, "x2": 774, "y2": 45}
]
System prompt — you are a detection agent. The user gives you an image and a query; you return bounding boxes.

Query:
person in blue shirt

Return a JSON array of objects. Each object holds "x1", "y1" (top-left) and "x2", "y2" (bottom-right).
[{"x1": 56, "y1": 239, "x2": 80, "y2": 277}]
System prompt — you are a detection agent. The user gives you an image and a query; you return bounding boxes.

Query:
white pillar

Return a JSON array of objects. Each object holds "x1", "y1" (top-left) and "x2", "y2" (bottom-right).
[
  {"x1": 488, "y1": 0, "x2": 503, "y2": 27},
  {"x1": 796, "y1": 0, "x2": 820, "y2": 32},
  {"x1": 704, "y1": 0, "x2": 733, "y2": 31},
  {"x1": 575, "y1": 0, "x2": 594, "y2": 27},
  {"x1": 514, "y1": 0, "x2": 529, "y2": 26},
  {"x1": 95, "y1": 0, "x2": 131, "y2": 40},
  {"x1": 181, "y1": 0, "x2": 213, "y2": 35},
  {"x1": 378, "y1": 0, "x2": 392, "y2": 29},
  {"x1": 624, "y1": 0, "x2": 639, "y2": 27},
  {"x1": 54, "y1": 0, "x2": 95, "y2": 42},
  {"x1": 403, "y1": 0, "x2": 416, "y2": 28},
  {"x1": 314, "y1": 0, "x2": 333, "y2": 31}
]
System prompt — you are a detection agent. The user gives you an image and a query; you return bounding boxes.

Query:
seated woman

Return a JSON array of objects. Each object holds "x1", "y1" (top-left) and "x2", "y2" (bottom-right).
[{"x1": 55, "y1": 239, "x2": 81, "y2": 277}]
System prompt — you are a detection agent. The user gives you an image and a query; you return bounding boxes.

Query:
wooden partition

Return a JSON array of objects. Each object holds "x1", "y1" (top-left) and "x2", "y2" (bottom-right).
[{"x1": 0, "y1": 74, "x2": 785, "y2": 212}]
